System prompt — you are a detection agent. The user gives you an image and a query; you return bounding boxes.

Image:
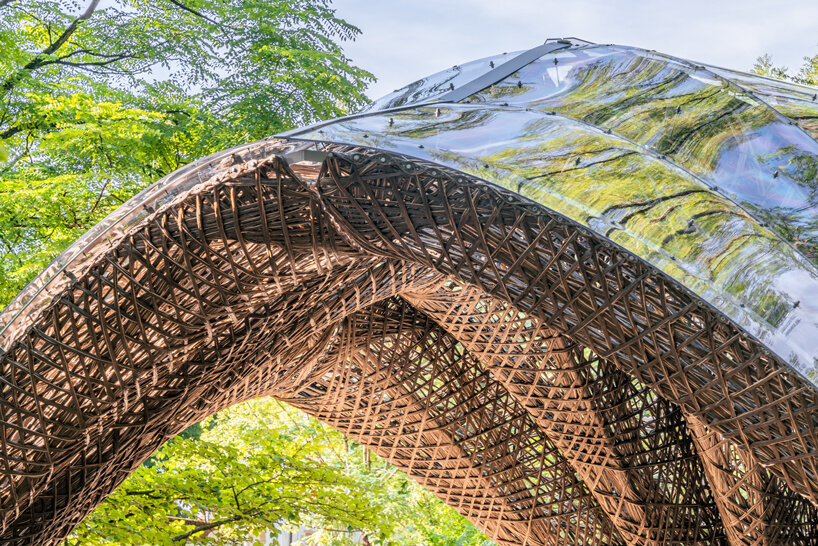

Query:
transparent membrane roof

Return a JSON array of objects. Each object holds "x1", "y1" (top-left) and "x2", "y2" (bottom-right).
[{"x1": 284, "y1": 39, "x2": 818, "y2": 385}]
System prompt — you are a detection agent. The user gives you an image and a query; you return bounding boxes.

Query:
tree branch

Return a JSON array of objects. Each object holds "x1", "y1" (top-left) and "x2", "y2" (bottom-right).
[
  {"x1": 0, "y1": 125, "x2": 21, "y2": 140},
  {"x1": 124, "y1": 489, "x2": 157, "y2": 496},
  {"x1": 171, "y1": 514, "x2": 244, "y2": 542},
  {"x1": 0, "y1": 0, "x2": 101, "y2": 96},
  {"x1": 166, "y1": 0, "x2": 222, "y2": 27},
  {"x1": 52, "y1": 55, "x2": 137, "y2": 69}
]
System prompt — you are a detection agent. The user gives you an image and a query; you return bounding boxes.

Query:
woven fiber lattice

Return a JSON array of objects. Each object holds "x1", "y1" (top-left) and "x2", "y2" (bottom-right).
[{"x1": 1, "y1": 143, "x2": 817, "y2": 545}]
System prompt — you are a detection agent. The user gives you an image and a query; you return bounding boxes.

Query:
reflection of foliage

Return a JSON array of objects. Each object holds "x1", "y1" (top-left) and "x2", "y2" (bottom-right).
[
  {"x1": 751, "y1": 144, "x2": 818, "y2": 261},
  {"x1": 328, "y1": 47, "x2": 810, "y2": 329},
  {"x1": 757, "y1": 145, "x2": 818, "y2": 193},
  {"x1": 390, "y1": 108, "x2": 796, "y2": 325},
  {"x1": 748, "y1": 52, "x2": 818, "y2": 141},
  {"x1": 464, "y1": 48, "x2": 818, "y2": 323},
  {"x1": 784, "y1": 148, "x2": 818, "y2": 184},
  {"x1": 541, "y1": 56, "x2": 776, "y2": 174},
  {"x1": 479, "y1": 54, "x2": 776, "y2": 172},
  {"x1": 395, "y1": 108, "x2": 495, "y2": 139},
  {"x1": 472, "y1": 49, "x2": 818, "y2": 269}
]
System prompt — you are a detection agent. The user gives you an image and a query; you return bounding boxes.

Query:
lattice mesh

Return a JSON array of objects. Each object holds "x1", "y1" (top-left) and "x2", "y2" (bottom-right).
[
  {"x1": 0, "y1": 144, "x2": 817, "y2": 544},
  {"x1": 405, "y1": 282, "x2": 723, "y2": 543}
]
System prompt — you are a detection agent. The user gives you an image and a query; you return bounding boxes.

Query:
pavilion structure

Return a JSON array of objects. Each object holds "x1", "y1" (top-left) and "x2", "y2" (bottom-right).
[{"x1": 2, "y1": 38, "x2": 818, "y2": 545}]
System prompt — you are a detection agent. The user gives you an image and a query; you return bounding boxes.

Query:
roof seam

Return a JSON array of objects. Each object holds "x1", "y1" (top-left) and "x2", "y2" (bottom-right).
[{"x1": 431, "y1": 41, "x2": 572, "y2": 104}]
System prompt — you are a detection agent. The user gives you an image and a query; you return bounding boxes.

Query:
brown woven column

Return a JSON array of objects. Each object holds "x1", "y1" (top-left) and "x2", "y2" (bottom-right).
[
  {"x1": 405, "y1": 282, "x2": 725, "y2": 544},
  {"x1": 687, "y1": 417, "x2": 818, "y2": 545}
]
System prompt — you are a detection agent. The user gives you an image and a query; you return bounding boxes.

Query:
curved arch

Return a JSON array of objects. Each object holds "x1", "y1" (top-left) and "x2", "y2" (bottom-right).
[{"x1": 2, "y1": 142, "x2": 818, "y2": 545}]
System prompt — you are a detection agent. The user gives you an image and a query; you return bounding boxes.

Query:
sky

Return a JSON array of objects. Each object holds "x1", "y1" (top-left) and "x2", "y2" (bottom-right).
[{"x1": 332, "y1": 0, "x2": 818, "y2": 100}]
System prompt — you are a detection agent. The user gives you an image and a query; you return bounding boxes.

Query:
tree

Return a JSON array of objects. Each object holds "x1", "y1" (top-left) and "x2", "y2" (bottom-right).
[
  {"x1": 0, "y1": 0, "x2": 373, "y2": 305},
  {"x1": 752, "y1": 49, "x2": 818, "y2": 86}
]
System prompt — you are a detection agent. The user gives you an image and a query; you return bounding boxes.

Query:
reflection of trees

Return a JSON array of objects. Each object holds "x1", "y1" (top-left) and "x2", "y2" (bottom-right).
[
  {"x1": 530, "y1": 56, "x2": 775, "y2": 171},
  {"x1": 748, "y1": 205, "x2": 818, "y2": 263},
  {"x1": 749, "y1": 145, "x2": 818, "y2": 261},
  {"x1": 476, "y1": 118, "x2": 795, "y2": 326},
  {"x1": 528, "y1": 150, "x2": 637, "y2": 179},
  {"x1": 722, "y1": 70, "x2": 818, "y2": 140},
  {"x1": 768, "y1": 101, "x2": 818, "y2": 140},
  {"x1": 391, "y1": 108, "x2": 495, "y2": 139},
  {"x1": 473, "y1": 51, "x2": 818, "y2": 269},
  {"x1": 759, "y1": 145, "x2": 818, "y2": 198},
  {"x1": 601, "y1": 189, "x2": 708, "y2": 224},
  {"x1": 332, "y1": 103, "x2": 803, "y2": 327}
]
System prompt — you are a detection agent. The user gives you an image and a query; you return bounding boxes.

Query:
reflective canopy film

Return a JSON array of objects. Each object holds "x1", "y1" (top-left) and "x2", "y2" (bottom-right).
[
  {"x1": 288, "y1": 40, "x2": 818, "y2": 386},
  {"x1": 360, "y1": 50, "x2": 524, "y2": 112}
]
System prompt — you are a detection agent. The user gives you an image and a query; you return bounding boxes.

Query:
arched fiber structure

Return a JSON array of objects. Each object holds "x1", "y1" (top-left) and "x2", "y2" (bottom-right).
[{"x1": 2, "y1": 38, "x2": 818, "y2": 545}]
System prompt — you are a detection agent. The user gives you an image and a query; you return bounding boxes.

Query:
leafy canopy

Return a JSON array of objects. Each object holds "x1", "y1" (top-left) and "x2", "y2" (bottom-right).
[
  {"x1": 67, "y1": 399, "x2": 494, "y2": 545},
  {"x1": 752, "y1": 50, "x2": 818, "y2": 86},
  {"x1": 0, "y1": 0, "x2": 372, "y2": 305}
]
